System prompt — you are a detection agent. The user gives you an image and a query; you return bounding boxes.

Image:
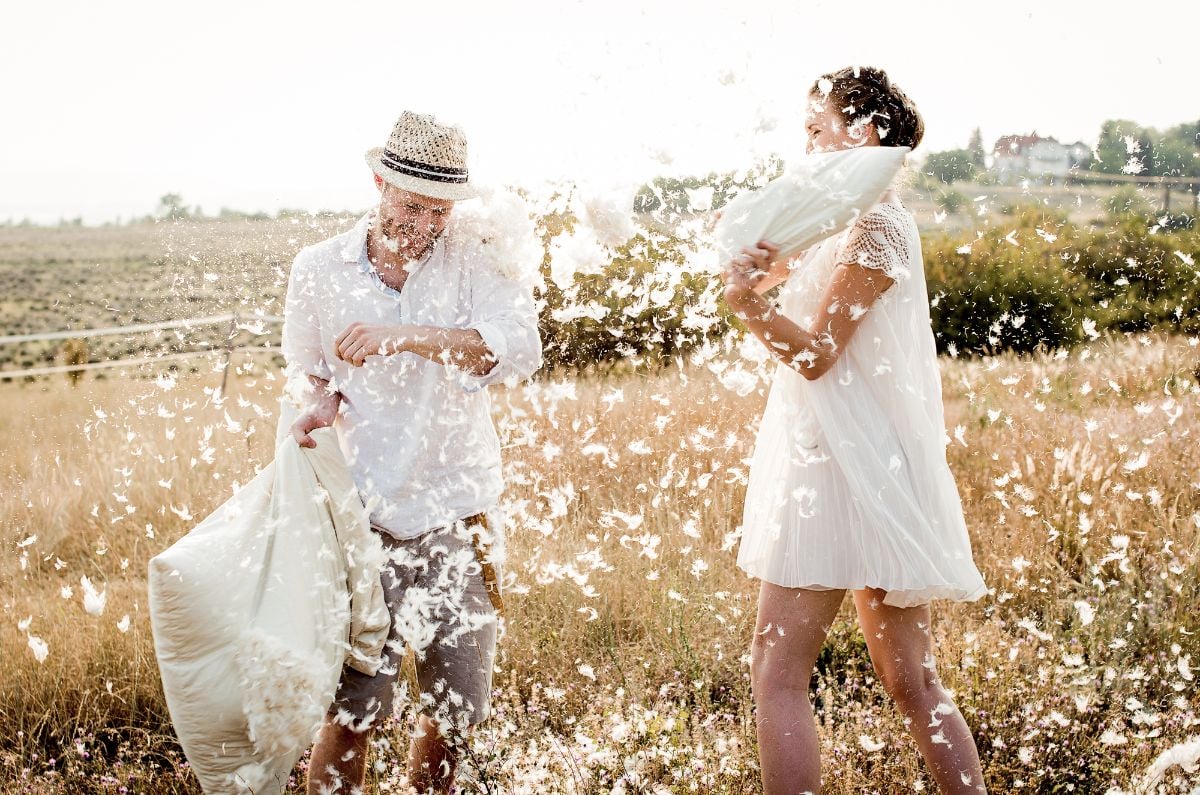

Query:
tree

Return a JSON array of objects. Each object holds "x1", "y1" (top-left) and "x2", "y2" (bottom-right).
[
  {"x1": 967, "y1": 127, "x2": 986, "y2": 168},
  {"x1": 157, "y1": 193, "x2": 191, "y2": 221},
  {"x1": 1092, "y1": 120, "x2": 1154, "y2": 176},
  {"x1": 924, "y1": 149, "x2": 978, "y2": 183},
  {"x1": 1091, "y1": 119, "x2": 1200, "y2": 177},
  {"x1": 1151, "y1": 119, "x2": 1200, "y2": 177}
]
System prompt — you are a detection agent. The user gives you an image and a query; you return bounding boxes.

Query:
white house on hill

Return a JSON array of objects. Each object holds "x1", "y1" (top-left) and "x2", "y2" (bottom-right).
[{"x1": 992, "y1": 133, "x2": 1091, "y2": 182}]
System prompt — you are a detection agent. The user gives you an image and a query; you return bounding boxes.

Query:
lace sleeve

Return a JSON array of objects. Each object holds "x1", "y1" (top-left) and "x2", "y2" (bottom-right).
[{"x1": 839, "y1": 205, "x2": 914, "y2": 281}]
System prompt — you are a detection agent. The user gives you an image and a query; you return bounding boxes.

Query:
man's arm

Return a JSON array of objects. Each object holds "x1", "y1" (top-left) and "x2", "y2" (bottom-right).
[
  {"x1": 281, "y1": 249, "x2": 342, "y2": 447},
  {"x1": 291, "y1": 373, "x2": 343, "y2": 448},
  {"x1": 395, "y1": 326, "x2": 497, "y2": 375},
  {"x1": 332, "y1": 322, "x2": 498, "y2": 376}
]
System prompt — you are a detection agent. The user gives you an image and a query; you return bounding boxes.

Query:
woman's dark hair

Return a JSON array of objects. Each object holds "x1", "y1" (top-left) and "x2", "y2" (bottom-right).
[{"x1": 809, "y1": 66, "x2": 924, "y2": 151}]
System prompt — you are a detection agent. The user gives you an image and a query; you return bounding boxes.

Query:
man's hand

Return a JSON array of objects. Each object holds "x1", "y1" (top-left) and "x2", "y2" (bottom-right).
[
  {"x1": 290, "y1": 375, "x2": 341, "y2": 448},
  {"x1": 334, "y1": 322, "x2": 406, "y2": 367}
]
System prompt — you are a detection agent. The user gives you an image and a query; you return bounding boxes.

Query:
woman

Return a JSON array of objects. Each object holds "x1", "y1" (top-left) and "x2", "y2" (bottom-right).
[{"x1": 721, "y1": 66, "x2": 988, "y2": 794}]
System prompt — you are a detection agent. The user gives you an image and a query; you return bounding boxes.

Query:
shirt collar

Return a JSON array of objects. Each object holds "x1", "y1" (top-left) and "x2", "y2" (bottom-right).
[
  {"x1": 342, "y1": 209, "x2": 445, "y2": 267},
  {"x1": 341, "y1": 211, "x2": 375, "y2": 265},
  {"x1": 344, "y1": 210, "x2": 447, "y2": 302}
]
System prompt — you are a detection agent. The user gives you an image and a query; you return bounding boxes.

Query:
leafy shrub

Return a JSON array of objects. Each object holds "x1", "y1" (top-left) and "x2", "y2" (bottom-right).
[
  {"x1": 925, "y1": 229, "x2": 1087, "y2": 355},
  {"x1": 1068, "y1": 213, "x2": 1200, "y2": 333},
  {"x1": 1102, "y1": 185, "x2": 1152, "y2": 217},
  {"x1": 923, "y1": 205, "x2": 1200, "y2": 355},
  {"x1": 536, "y1": 232, "x2": 729, "y2": 371},
  {"x1": 531, "y1": 202, "x2": 1198, "y2": 366},
  {"x1": 1155, "y1": 211, "x2": 1195, "y2": 232},
  {"x1": 934, "y1": 188, "x2": 967, "y2": 215},
  {"x1": 998, "y1": 201, "x2": 1071, "y2": 226}
]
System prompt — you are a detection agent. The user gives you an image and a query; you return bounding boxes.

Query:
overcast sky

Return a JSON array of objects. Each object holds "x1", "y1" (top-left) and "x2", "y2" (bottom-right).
[{"x1": 3, "y1": 0, "x2": 1196, "y2": 224}]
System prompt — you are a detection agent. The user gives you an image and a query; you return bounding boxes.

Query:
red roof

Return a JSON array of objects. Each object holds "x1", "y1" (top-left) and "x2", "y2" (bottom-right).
[{"x1": 993, "y1": 132, "x2": 1060, "y2": 156}]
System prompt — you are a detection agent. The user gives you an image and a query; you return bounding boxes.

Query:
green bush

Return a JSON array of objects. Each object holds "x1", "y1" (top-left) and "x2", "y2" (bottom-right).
[
  {"x1": 934, "y1": 188, "x2": 967, "y2": 215},
  {"x1": 1068, "y1": 213, "x2": 1200, "y2": 333},
  {"x1": 922, "y1": 205, "x2": 1200, "y2": 355},
  {"x1": 537, "y1": 233, "x2": 728, "y2": 371},
  {"x1": 998, "y1": 201, "x2": 1071, "y2": 225},
  {"x1": 1102, "y1": 185, "x2": 1152, "y2": 217},
  {"x1": 925, "y1": 227, "x2": 1088, "y2": 355},
  {"x1": 532, "y1": 205, "x2": 731, "y2": 372}
]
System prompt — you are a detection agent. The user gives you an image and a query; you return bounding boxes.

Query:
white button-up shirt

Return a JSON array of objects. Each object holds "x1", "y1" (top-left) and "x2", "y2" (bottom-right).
[{"x1": 281, "y1": 210, "x2": 542, "y2": 539}]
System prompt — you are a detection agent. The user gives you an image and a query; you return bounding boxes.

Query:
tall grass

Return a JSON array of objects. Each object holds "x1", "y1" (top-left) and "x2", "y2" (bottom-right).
[{"x1": 2, "y1": 334, "x2": 1198, "y2": 793}]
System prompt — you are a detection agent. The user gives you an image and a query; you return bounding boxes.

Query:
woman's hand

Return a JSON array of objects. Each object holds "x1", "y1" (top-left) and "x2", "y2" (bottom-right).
[
  {"x1": 721, "y1": 240, "x2": 779, "y2": 311},
  {"x1": 721, "y1": 262, "x2": 758, "y2": 312},
  {"x1": 334, "y1": 322, "x2": 407, "y2": 367}
]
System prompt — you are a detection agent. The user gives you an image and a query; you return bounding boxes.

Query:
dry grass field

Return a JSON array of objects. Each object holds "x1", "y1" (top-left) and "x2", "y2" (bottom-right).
[
  {"x1": 0, "y1": 217, "x2": 350, "y2": 372},
  {"x1": 2, "y1": 330, "x2": 1198, "y2": 793}
]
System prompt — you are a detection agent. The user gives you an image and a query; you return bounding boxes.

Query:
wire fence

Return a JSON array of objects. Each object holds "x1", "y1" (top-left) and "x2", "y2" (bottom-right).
[
  {"x1": 1063, "y1": 171, "x2": 1200, "y2": 214},
  {"x1": 0, "y1": 313, "x2": 285, "y2": 381}
]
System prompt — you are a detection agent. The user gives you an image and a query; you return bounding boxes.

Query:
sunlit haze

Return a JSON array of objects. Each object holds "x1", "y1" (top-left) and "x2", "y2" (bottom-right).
[{"x1": 4, "y1": 0, "x2": 1196, "y2": 223}]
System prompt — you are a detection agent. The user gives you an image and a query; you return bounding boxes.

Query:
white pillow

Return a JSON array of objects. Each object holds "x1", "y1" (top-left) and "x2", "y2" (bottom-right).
[
  {"x1": 148, "y1": 404, "x2": 384, "y2": 793},
  {"x1": 714, "y1": 146, "x2": 909, "y2": 264}
]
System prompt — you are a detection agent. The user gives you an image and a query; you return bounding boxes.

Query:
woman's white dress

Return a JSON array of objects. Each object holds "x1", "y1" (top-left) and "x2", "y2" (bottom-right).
[{"x1": 736, "y1": 198, "x2": 988, "y2": 607}]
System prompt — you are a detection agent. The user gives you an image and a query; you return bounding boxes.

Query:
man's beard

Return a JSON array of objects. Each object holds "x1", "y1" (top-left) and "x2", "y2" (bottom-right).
[
  {"x1": 375, "y1": 216, "x2": 436, "y2": 260},
  {"x1": 378, "y1": 230, "x2": 408, "y2": 255}
]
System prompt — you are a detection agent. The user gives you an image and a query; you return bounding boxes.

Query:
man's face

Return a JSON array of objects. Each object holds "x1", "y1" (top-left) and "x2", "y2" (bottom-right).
[{"x1": 375, "y1": 180, "x2": 455, "y2": 258}]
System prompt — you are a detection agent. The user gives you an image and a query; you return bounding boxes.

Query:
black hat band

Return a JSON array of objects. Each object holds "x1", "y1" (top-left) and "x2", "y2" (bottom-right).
[{"x1": 380, "y1": 148, "x2": 468, "y2": 184}]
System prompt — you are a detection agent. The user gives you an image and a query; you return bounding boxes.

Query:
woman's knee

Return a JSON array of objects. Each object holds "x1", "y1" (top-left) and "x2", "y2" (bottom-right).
[
  {"x1": 751, "y1": 584, "x2": 843, "y2": 694},
  {"x1": 874, "y1": 654, "x2": 942, "y2": 709},
  {"x1": 750, "y1": 631, "x2": 819, "y2": 694}
]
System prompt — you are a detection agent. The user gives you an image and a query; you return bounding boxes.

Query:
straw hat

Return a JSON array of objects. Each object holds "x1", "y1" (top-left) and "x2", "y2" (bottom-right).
[{"x1": 365, "y1": 111, "x2": 478, "y2": 201}]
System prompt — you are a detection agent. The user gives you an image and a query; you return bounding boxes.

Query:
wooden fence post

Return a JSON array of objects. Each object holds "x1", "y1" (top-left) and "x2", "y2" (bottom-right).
[
  {"x1": 219, "y1": 312, "x2": 238, "y2": 397},
  {"x1": 61, "y1": 339, "x2": 88, "y2": 387}
]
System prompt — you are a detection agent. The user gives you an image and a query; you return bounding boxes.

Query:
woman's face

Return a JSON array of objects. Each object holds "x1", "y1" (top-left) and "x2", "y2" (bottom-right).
[{"x1": 804, "y1": 92, "x2": 879, "y2": 154}]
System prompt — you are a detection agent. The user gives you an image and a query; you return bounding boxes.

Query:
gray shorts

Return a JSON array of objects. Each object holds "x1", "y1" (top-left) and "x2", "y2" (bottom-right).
[{"x1": 326, "y1": 520, "x2": 499, "y2": 734}]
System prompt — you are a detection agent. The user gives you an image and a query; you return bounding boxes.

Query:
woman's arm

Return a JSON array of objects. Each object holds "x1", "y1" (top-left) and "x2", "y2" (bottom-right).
[
  {"x1": 723, "y1": 258, "x2": 894, "y2": 380},
  {"x1": 752, "y1": 252, "x2": 794, "y2": 294},
  {"x1": 721, "y1": 241, "x2": 788, "y2": 295}
]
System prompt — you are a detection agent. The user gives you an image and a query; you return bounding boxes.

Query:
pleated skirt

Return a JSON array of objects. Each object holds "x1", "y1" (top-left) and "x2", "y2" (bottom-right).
[{"x1": 736, "y1": 403, "x2": 987, "y2": 608}]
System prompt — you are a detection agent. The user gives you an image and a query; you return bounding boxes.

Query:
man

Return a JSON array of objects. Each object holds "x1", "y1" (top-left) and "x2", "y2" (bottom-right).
[{"x1": 281, "y1": 111, "x2": 541, "y2": 794}]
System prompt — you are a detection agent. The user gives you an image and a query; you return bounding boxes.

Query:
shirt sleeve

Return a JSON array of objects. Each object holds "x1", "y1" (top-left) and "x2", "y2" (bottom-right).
[
  {"x1": 839, "y1": 207, "x2": 913, "y2": 282},
  {"x1": 280, "y1": 248, "x2": 333, "y2": 383},
  {"x1": 457, "y1": 260, "x2": 543, "y2": 393}
]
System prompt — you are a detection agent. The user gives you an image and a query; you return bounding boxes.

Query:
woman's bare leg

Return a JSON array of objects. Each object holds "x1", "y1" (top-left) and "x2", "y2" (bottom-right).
[
  {"x1": 852, "y1": 588, "x2": 986, "y2": 794},
  {"x1": 751, "y1": 582, "x2": 846, "y2": 795}
]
